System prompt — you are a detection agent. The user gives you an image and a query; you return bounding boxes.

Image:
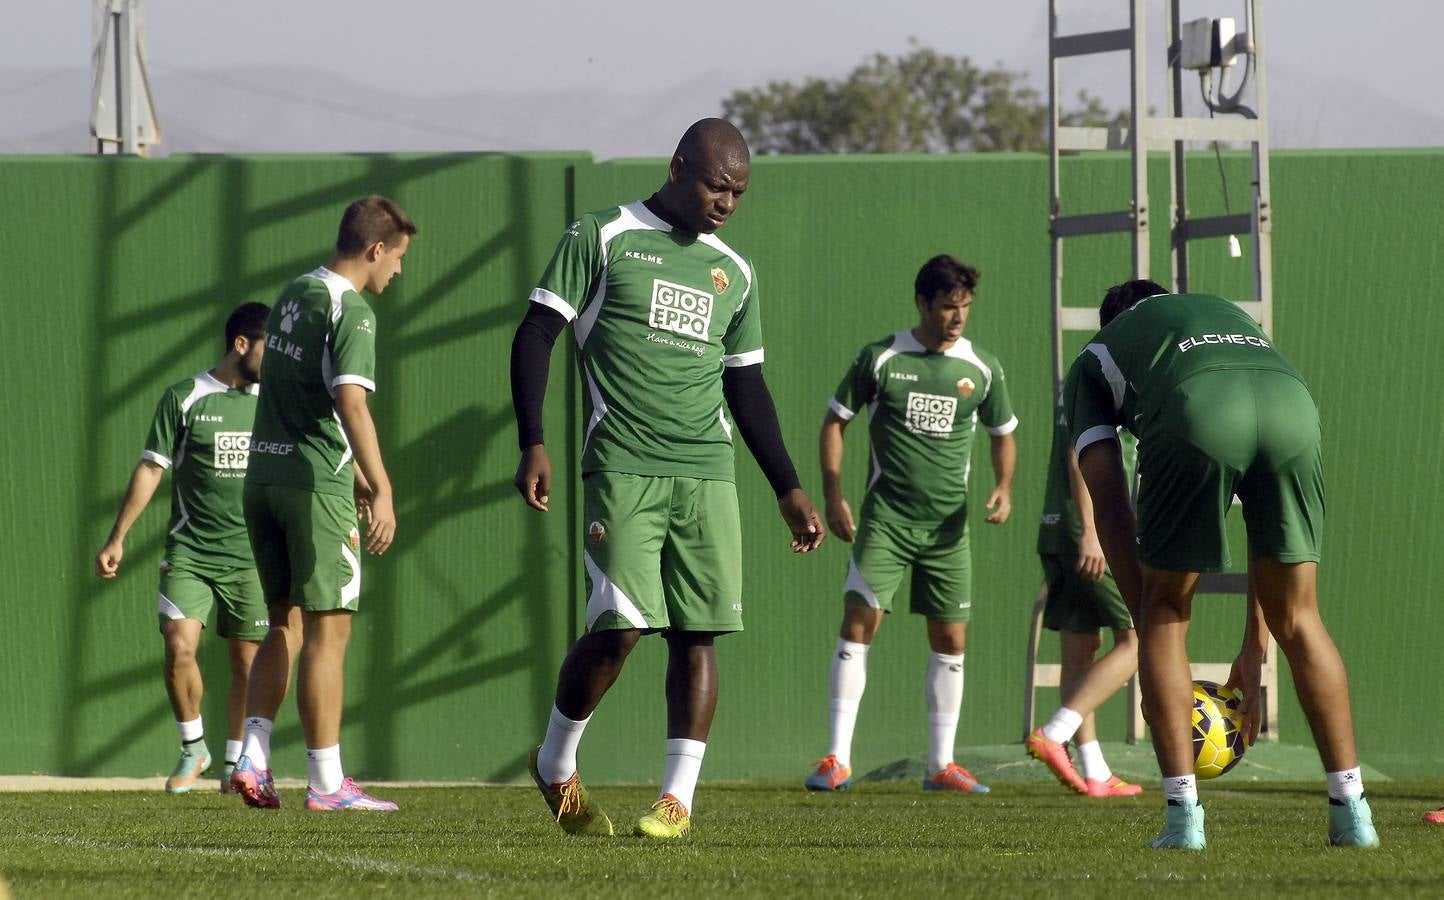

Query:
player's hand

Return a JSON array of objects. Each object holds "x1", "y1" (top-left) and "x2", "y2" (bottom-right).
[
  {"x1": 824, "y1": 495, "x2": 857, "y2": 543},
  {"x1": 95, "y1": 540, "x2": 123, "y2": 579},
  {"x1": 364, "y1": 488, "x2": 396, "y2": 555},
  {"x1": 984, "y1": 486, "x2": 1012, "y2": 524},
  {"x1": 1224, "y1": 648, "x2": 1264, "y2": 747},
  {"x1": 778, "y1": 488, "x2": 826, "y2": 553},
  {"x1": 354, "y1": 484, "x2": 373, "y2": 524},
  {"x1": 1076, "y1": 530, "x2": 1106, "y2": 581},
  {"x1": 514, "y1": 444, "x2": 552, "y2": 512}
]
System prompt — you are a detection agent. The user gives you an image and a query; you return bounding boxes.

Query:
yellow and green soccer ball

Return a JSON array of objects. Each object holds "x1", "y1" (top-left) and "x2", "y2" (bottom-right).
[{"x1": 1191, "y1": 680, "x2": 1246, "y2": 779}]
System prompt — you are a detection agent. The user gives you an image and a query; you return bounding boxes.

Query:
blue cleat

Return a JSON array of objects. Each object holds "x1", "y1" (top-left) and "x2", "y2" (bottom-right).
[
  {"x1": 1328, "y1": 796, "x2": 1380, "y2": 848},
  {"x1": 1149, "y1": 800, "x2": 1206, "y2": 850}
]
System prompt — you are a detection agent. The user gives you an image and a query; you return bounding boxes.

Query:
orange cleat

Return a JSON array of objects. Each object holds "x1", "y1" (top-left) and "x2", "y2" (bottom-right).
[{"x1": 1025, "y1": 729, "x2": 1087, "y2": 794}]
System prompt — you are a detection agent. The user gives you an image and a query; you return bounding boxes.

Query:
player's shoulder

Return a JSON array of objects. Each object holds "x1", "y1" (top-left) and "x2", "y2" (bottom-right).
[
  {"x1": 155, "y1": 374, "x2": 201, "y2": 408},
  {"x1": 957, "y1": 338, "x2": 1005, "y2": 369},
  {"x1": 855, "y1": 331, "x2": 908, "y2": 364}
]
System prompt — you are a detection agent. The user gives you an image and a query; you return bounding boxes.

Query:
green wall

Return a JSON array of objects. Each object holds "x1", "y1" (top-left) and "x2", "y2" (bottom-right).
[{"x1": 1, "y1": 148, "x2": 1439, "y2": 782}]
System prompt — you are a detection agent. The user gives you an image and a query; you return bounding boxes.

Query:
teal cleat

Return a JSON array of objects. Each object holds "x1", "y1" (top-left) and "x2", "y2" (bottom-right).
[
  {"x1": 1149, "y1": 800, "x2": 1206, "y2": 850},
  {"x1": 1328, "y1": 796, "x2": 1380, "y2": 848}
]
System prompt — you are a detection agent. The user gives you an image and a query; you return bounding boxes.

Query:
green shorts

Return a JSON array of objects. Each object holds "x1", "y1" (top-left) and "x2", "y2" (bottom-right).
[
  {"x1": 157, "y1": 558, "x2": 268, "y2": 640},
  {"x1": 1039, "y1": 554, "x2": 1133, "y2": 633},
  {"x1": 844, "y1": 517, "x2": 972, "y2": 623},
  {"x1": 244, "y1": 481, "x2": 362, "y2": 612},
  {"x1": 1138, "y1": 369, "x2": 1324, "y2": 572},
  {"x1": 582, "y1": 472, "x2": 743, "y2": 634}
]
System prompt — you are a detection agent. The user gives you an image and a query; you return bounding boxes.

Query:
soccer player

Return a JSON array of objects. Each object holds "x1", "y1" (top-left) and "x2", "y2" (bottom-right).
[
  {"x1": 1024, "y1": 285, "x2": 1151, "y2": 799},
  {"x1": 95, "y1": 302, "x2": 271, "y2": 794},
  {"x1": 511, "y1": 118, "x2": 825, "y2": 839},
  {"x1": 1064, "y1": 281, "x2": 1378, "y2": 849},
  {"x1": 804, "y1": 256, "x2": 1016, "y2": 795},
  {"x1": 230, "y1": 195, "x2": 415, "y2": 812}
]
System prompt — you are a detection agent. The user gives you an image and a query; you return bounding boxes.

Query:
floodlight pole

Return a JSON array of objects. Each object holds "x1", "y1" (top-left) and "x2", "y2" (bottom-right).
[{"x1": 115, "y1": 0, "x2": 137, "y2": 155}]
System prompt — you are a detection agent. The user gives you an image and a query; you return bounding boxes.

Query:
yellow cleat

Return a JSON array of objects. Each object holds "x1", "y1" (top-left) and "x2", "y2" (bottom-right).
[
  {"x1": 634, "y1": 792, "x2": 691, "y2": 839},
  {"x1": 528, "y1": 746, "x2": 614, "y2": 836}
]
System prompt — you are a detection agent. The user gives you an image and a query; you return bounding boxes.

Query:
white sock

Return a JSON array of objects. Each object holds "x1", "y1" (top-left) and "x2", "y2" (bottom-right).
[
  {"x1": 177, "y1": 717, "x2": 204, "y2": 746},
  {"x1": 1076, "y1": 740, "x2": 1112, "y2": 782},
  {"x1": 925, "y1": 651, "x2": 964, "y2": 775},
  {"x1": 660, "y1": 738, "x2": 706, "y2": 811},
  {"x1": 224, "y1": 739, "x2": 244, "y2": 765},
  {"x1": 827, "y1": 639, "x2": 869, "y2": 768},
  {"x1": 306, "y1": 744, "x2": 343, "y2": 794},
  {"x1": 537, "y1": 705, "x2": 590, "y2": 784},
  {"x1": 1163, "y1": 774, "x2": 1198, "y2": 804},
  {"x1": 1041, "y1": 707, "x2": 1084, "y2": 744},
  {"x1": 239, "y1": 716, "x2": 273, "y2": 771},
  {"x1": 1326, "y1": 767, "x2": 1364, "y2": 801}
]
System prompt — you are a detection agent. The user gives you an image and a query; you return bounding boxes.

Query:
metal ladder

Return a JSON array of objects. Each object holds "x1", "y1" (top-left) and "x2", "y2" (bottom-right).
[{"x1": 1025, "y1": 0, "x2": 1279, "y2": 743}]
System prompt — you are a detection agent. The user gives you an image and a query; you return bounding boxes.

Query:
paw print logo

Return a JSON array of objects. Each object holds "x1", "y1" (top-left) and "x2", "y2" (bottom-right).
[{"x1": 279, "y1": 300, "x2": 301, "y2": 334}]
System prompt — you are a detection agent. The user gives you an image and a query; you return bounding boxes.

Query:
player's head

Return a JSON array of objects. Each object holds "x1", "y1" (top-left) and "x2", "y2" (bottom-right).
[
  {"x1": 1099, "y1": 278, "x2": 1167, "y2": 327},
  {"x1": 913, "y1": 255, "x2": 980, "y2": 345},
  {"x1": 224, "y1": 301, "x2": 269, "y2": 383},
  {"x1": 335, "y1": 195, "x2": 417, "y2": 294},
  {"x1": 659, "y1": 118, "x2": 750, "y2": 234}
]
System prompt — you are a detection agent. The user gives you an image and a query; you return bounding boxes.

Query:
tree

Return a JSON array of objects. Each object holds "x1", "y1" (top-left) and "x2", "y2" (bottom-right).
[{"x1": 722, "y1": 43, "x2": 1127, "y2": 154}]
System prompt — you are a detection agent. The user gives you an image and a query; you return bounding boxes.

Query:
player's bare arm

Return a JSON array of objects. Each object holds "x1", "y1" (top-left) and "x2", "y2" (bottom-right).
[
  {"x1": 1066, "y1": 447, "x2": 1106, "y2": 581},
  {"x1": 983, "y1": 431, "x2": 1016, "y2": 524},
  {"x1": 1076, "y1": 439, "x2": 1141, "y2": 614},
  {"x1": 819, "y1": 411, "x2": 856, "y2": 542},
  {"x1": 1225, "y1": 588, "x2": 1270, "y2": 746},
  {"x1": 334, "y1": 383, "x2": 395, "y2": 555},
  {"x1": 95, "y1": 460, "x2": 165, "y2": 578}
]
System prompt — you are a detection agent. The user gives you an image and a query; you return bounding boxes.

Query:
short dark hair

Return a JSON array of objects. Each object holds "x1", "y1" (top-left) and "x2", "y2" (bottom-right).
[
  {"x1": 335, "y1": 195, "x2": 417, "y2": 257},
  {"x1": 1099, "y1": 279, "x2": 1168, "y2": 327},
  {"x1": 914, "y1": 255, "x2": 980, "y2": 303},
  {"x1": 224, "y1": 302, "x2": 270, "y2": 354}
]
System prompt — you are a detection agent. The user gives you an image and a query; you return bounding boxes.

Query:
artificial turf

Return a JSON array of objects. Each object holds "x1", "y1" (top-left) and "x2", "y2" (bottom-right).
[{"x1": 3, "y1": 779, "x2": 1443, "y2": 898}]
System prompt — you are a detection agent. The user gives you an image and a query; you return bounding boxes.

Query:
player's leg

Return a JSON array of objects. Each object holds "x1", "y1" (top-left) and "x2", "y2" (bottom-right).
[
  {"x1": 532, "y1": 474, "x2": 669, "y2": 835},
  {"x1": 214, "y1": 566, "x2": 267, "y2": 791},
  {"x1": 1025, "y1": 555, "x2": 1090, "y2": 791},
  {"x1": 234, "y1": 481, "x2": 295, "y2": 803},
  {"x1": 1239, "y1": 371, "x2": 1375, "y2": 846},
  {"x1": 156, "y1": 564, "x2": 216, "y2": 793},
  {"x1": 630, "y1": 629, "x2": 719, "y2": 837},
  {"x1": 159, "y1": 615, "x2": 211, "y2": 793},
  {"x1": 914, "y1": 525, "x2": 987, "y2": 793},
  {"x1": 807, "y1": 517, "x2": 905, "y2": 790},
  {"x1": 631, "y1": 478, "x2": 742, "y2": 838},
  {"x1": 1069, "y1": 627, "x2": 1142, "y2": 796}
]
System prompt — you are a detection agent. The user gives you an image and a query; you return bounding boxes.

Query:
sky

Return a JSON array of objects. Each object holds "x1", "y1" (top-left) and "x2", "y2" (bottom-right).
[{"x1": 3, "y1": 0, "x2": 1441, "y2": 155}]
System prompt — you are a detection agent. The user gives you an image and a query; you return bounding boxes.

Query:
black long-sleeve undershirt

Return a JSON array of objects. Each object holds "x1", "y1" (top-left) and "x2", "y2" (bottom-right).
[
  {"x1": 510, "y1": 303, "x2": 567, "y2": 449},
  {"x1": 510, "y1": 302, "x2": 800, "y2": 497},
  {"x1": 722, "y1": 364, "x2": 801, "y2": 498}
]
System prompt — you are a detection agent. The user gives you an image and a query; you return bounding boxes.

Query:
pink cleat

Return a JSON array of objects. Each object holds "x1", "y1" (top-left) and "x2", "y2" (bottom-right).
[
  {"x1": 1424, "y1": 807, "x2": 1444, "y2": 825},
  {"x1": 305, "y1": 777, "x2": 398, "y2": 811},
  {"x1": 230, "y1": 756, "x2": 281, "y2": 809},
  {"x1": 1025, "y1": 729, "x2": 1087, "y2": 794},
  {"x1": 1086, "y1": 775, "x2": 1143, "y2": 798}
]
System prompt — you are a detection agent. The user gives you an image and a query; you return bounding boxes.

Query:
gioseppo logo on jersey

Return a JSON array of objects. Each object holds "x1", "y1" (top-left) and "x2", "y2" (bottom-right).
[
  {"x1": 649, "y1": 279, "x2": 714, "y2": 339},
  {"x1": 905, "y1": 392, "x2": 957, "y2": 436},
  {"x1": 1177, "y1": 333, "x2": 1271, "y2": 353},
  {"x1": 214, "y1": 432, "x2": 252, "y2": 470}
]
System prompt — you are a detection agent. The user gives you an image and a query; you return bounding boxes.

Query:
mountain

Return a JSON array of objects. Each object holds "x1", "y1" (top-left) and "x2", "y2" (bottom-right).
[{"x1": 2, "y1": 62, "x2": 1440, "y2": 157}]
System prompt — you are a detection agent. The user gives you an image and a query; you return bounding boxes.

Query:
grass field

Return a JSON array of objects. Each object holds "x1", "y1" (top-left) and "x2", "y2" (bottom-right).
[{"x1": 3, "y1": 777, "x2": 1444, "y2": 898}]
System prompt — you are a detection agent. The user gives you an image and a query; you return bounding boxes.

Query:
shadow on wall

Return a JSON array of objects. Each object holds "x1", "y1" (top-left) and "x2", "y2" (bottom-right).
[{"x1": 62, "y1": 152, "x2": 573, "y2": 779}]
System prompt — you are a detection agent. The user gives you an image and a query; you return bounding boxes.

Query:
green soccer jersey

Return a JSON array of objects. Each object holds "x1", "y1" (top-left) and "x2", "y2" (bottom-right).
[
  {"x1": 1036, "y1": 387, "x2": 1137, "y2": 555},
  {"x1": 247, "y1": 267, "x2": 377, "y2": 497},
  {"x1": 1063, "y1": 292, "x2": 1304, "y2": 455},
  {"x1": 530, "y1": 201, "x2": 764, "y2": 481},
  {"x1": 142, "y1": 372, "x2": 260, "y2": 567},
  {"x1": 830, "y1": 330, "x2": 1017, "y2": 530}
]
